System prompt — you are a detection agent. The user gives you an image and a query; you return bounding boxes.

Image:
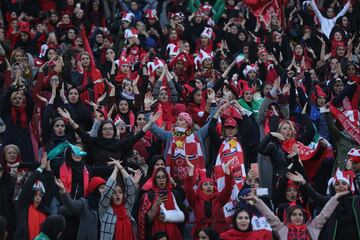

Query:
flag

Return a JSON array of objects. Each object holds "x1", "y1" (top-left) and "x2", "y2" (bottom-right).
[{"x1": 244, "y1": 0, "x2": 287, "y2": 27}]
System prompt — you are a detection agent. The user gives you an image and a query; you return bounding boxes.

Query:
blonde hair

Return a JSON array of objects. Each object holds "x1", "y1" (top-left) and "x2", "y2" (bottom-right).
[
  {"x1": 277, "y1": 120, "x2": 297, "y2": 138},
  {"x1": 2, "y1": 144, "x2": 20, "y2": 162}
]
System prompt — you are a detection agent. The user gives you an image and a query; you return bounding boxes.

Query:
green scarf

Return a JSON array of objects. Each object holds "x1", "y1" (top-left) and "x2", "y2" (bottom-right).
[
  {"x1": 47, "y1": 142, "x2": 87, "y2": 161},
  {"x1": 238, "y1": 98, "x2": 262, "y2": 120},
  {"x1": 34, "y1": 232, "x2": 50, "y2": 240}
]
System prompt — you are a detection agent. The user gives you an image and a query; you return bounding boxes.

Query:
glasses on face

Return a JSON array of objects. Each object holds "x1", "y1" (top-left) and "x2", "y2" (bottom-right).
[
  {"x1": 159, "y1": 92, "x2": 168, "y2": 96},
  {"x1": 102, "y1": 127, "x2": 113, "y2": 131},
  {"x1": 156, "y1": 175, "x2": 167, "y2": 180}
]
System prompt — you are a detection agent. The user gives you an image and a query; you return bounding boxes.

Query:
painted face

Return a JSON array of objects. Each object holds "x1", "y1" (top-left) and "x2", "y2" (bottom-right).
[
  {"x1": 279, "y1": 123, "x2": 293, "y2": 139},
  {"x1": 155, "y1": 171, "x2": 167, "y2": 189},
  {"x1": 53, "y1": 119, "x2": 66, "y2": 137},
  {"x1": 118, "y1": 100, "x2": 129, "y2": 114},
  {"x1": 290, "y1": 209, "x2": 304, "y2": 226},
  {"x1": 50, "y1": 75, "x2": 60, "y2": 88},
  {"x1": 112, "y1": 185, "x2": 124, "y2": 205},
  {"x1": 236, "y1": 211, "x2": 251, "y2": 231},
  {"x1": 201, "y1": 181, "x2": 214, "y2": 195},
  {"x1": 334, "y1": 180, "x2": 349, "y2": 193},
  {"x1": 286, "y1": 186, "x2": 298, "y2": 202},
  {"x1": 5, "y1": 147, "x2": 18, "y2": 163},
  {"x1": 68, "y1": 88, "x2": 79, "y2": 104},
  {"x1": 102, "y1": 123, "x2": 115, "y2": 139}
]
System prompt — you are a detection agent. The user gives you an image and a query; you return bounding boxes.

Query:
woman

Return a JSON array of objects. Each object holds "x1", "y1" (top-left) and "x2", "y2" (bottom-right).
[
  {"x1": 58, "y1": 108, "x2": 151, "y2": 167},
  {"x1": 185, "y1": 156, "x2": 233, "y2": 237},
  {"x1": 198, "y1": 227, "x2": 220, "y2": 240},
  {"x1": 14, "y1": 154, "x2": 54, "y2": 240},
  {"x1": 220, "y1": 209, "x2": 272, "y2": 240},
  {"x1": 34, "y1": 215, "x2": 66, "y2": 240},
  {"x1": 99, "y1": 160, "x2": 137, "y2": 240},
  {"x1": 138, "y1": 168, "x2": 185, "y2": 240},
  {"x1": 287, "y1": 170, "x2": 360, "y2": 240},
  {"x1": 257, "y1": 120, "x2": 328, "y2": 191},
  {"x1": 1, "y1": 144, "x2": 21, "y2": 179},
  {"x1": 246, "y1": 191, "x2": 348, "y2": 240},
  {"x1": 149, "y1": 90, "x2": 217, "y2": 185},
  {"x1": 1, "y1": 87, "x2": 35, "y2": 162},
  {"x1": 67, "y1": 87, "x2": 92, "y2": 131}
]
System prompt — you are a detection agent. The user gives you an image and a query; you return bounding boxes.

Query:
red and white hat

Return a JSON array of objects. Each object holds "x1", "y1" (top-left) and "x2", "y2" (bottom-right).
[
  {"x1": 166, "y1": 43, "x2": 180, "y2": 57},
  {"x1": 348, "y1": 148, "x2": 360, "y2": 163},
  {"x1": 144, "y1": 9, "x2": 157, "y2": 20},
  {"x1": 201, "y1": 27, "x2": 213, "y2": 39},
  {"x1": 119, "y1": 56, "x2": 131, "y2": 66},
  {"x1": 194, "y1": 49, "x2": 212, "y2": 68},
  {"x1": 147, "y1": 57, "x2": 165, "y2": 73},
  {"x1": 122, "y1": 12, "x2": 135, "y2": 22},
  {"x1": 199, "y1": 3, "x2": 212, "y2": 14},
  {"x1": 344, "y1": 110, "x2": 359, "y2": 128},
  {"x1": 124, "y1": 28, "x2": 138, "y2": 39},
  {"x1": 243, "y1": 64, "x2": 257, "y2": 77},
  {"x1": 327, "y1": 168, "x2": 354, "y2": 194}
]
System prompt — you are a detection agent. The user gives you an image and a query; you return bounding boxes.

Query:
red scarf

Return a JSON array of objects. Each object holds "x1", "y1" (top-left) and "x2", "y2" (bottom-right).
[
  {"x1": 281, "y1": 138, "x2": 325, "y2": 180},
  {"x1": 349, "y1": 76, "x2": 360, "y2": 110},
  {"x1": 160, "y1": 102, "x2": 175, "y2": 130},
  {"x1": 220, "y1": 229, "x2": 272, "y2": 240},
  {"x1": 112, "y1": 204, "x2": 134, "y2": 240},
  {"x1": 59, "y1": 163, "x2": 89, "y2": 197},
  {"x1": 28, "y1": 204, "x2": 46, "y2": 240},
  {"x1": 330, "y1": 101, "x2": 360, "y2": 145},
  {"x1": 166, "y1": 130, "x2": 205, "y2": 184},
  {"x1": 287, "y1": 224, "x2": 310, "y2": 240},
  {"x1": 11, "y1": 105, "x2": 28, "y2": 128}
]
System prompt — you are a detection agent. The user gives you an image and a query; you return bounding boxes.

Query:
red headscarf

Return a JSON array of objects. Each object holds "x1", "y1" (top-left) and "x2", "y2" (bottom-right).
[{"x1": 220, "y1": 229, "x2": 272, "y2": 240}]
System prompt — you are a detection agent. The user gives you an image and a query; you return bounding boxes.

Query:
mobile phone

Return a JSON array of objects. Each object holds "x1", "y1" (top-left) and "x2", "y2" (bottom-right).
[
  {"x1": 159, "y1": 190, "x2": 167, "y2": 196},
  {"x1": 256, "y1": 188, "x2": 269, "y2": 196}
]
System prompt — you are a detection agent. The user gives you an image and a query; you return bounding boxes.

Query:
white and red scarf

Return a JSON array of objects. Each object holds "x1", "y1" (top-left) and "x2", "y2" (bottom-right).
[
  {"x1": 166, "y1": 129, "x2": 205, "y2": 184},
  {"x1": 330, "y1": 97, "x2": 360, "y2": 145},
  {"x1": 214, "y1": 137, "x2": 246, "y2": 221}
]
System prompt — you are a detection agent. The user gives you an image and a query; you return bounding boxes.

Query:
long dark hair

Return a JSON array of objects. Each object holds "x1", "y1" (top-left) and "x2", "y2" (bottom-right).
[
  {"x1": 198, "y1": 227, "x2": 219, "y2": 240},
  {"x1": 232, "y1": 208, "x2": 252, "y2": 232}
]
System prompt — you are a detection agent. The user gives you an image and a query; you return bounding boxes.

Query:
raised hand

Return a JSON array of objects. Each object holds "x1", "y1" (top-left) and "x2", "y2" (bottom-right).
[
  {"x1": 224, "y1": 159, "x2": 233, "y2": 175},
  {"x1": 40, "y1": 152, "x2": 48, "y2": 169},
  {"x1": 286, "y1": 171, "x2": 306, "y2": 185},
  {"x1": 54, "y1": 178, "x2": 66, "y2": 193},
  {"x1": 149, "y1": 111, "x2": 161, "y2": 123},
  {"x1": 334, "y1": 191, "x2": 350, "y2": 200},
  {"x1": 57, "y1": 107, "x2": 71, "y2": 121},
  {"x1": 37, "y1": 94, "x2": 48, "y2": 105},
  {"x1": 270, "y1": 132, "x2": 285, "y2": 141},
  {"x1": 207, "y1": 89, "x2": 216, "y2": 103}
]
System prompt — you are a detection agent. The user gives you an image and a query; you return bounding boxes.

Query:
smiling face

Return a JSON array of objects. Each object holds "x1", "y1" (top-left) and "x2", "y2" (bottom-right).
[
  {"x1": 289, "y1": 208, "x2": 304, "y2": 226},
  {"x1": 4, "y1": 146, "x2": 19, "y2": 164},
  {"x1": 175, "y1": 116, "x2": 188, "y2": 128},
  {"x1": 235, "y1": 210, "x2": 251, "y2": 231},
  {"x1": 102, "y1": 123, "x2": 115, "y2": 139}
]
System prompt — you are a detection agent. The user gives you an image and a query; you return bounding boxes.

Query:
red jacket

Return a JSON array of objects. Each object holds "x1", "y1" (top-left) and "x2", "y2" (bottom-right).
[{"x1": 184, "y1": 174, "x2": 233, "y2": 237}]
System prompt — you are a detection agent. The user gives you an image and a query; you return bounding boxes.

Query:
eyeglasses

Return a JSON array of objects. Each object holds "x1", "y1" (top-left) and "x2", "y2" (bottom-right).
[
  {"x1": 159, "y1": 92, "x2": 168, "y2": 96},
  {"x1": 102, "y1": 127, "x2": 113, "y2": 131},
  {"x1": 156, "y1": 175, "x2": 167, "y2": 180}
]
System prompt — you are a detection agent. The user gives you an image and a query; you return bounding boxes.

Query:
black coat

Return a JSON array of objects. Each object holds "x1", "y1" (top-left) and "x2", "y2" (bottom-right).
[
  {"x1": 0, "y1": 172, "x2": 16, "y2": 239},
  {"x1": 14, "y1": 169, "x2": 54, "y2": 240}
]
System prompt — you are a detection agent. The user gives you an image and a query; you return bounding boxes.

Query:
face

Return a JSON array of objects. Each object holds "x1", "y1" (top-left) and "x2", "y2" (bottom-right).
[
  {"x1": 155, "y1": 171, "x2": 167, "y2": 190},
  {"x1": 195, "y1": 79, "x2": 204, "y2": 89},
  {"x1": 159, "y1": 90, "x2": 169, "y2": 102},
  {"x1": 236, "y1": 211, "x2": 251, "y2": 231},
  {"x1": 112, "y1": 186, "x2": 124, "y2": 205},
  {"x1": 290, "y1": 209, "x2": 304, "y2": 226},
  {"x1": 239, "y1": 32, "x2": 246, "y2": 41},
  {"x1": 154, "y1": 159, "x2": 165, "y2": 171},
  {"x1": 193, "y1": 90, "x2": 202, "y2": 104},
  {"x1": 294, "y1": 45, "x2": 304, "y2": 55},
  {"x1": 200, "y1": 36, "x2": 210, "y2": 45},
  {"x1": 309, "y1": 70, "x2": 317, "y2": 80},
  {"x1": 346, "y1": 65, "x2": 357, "y2": 77},
  {"x1": 175, "y1": 60, "x2": 184, "y2": 70},
  {"x1": 68, "y1": 88, "x2": 79, "y2": 104},
  {"x1": 279, "y1": 123, "x2": 293, "y2": 139},
  {"x1": 334, "y1": 31, "x2": 343, "y2": 41},
  {"x1": 247, "y1": 71, "x2": 256, "y2": 80},
  {"x1": 336, "y1": 46, "x2": 346, "y2": 57},
  {"x1": 20, "y1": 32, "x2": 29, "y2": 41},
  {"x1": 350, "y1": 161, "x2": 360, "y2": 173},
  {"x1": 201, "y1": 181, "x2": 214, "y2": 195},
  {"x1": 316, "y1": 96, "x2": 326, "y2": 107},
  {"x1": 5, "y1": 147, "x2": 18, "y2": 163},
  {"x1": 62, "y1": 14, "x2": 70, "y2": 24},
  {"x1": 14, "y1": 51, "x2": 23, "y2": 63},
  {"x1": 130, "y1": 1, "x2": 138, "y2": 10},
  {"x1": 220, "y1": 60, "x2": 229, "y2": 72},
  {"x1": 33, "y1": 191, "x2": 43, "y2": 208},
  {"x1": 271, "y1": 16, "x2": 279, "y2": 26},
  {"x1": 225, "y1": 126, "x2": 237, "y2": 137},
  {"x1": 136, "y1": 113, "x2": 147, "y2": 128},
  {"x1": 118, "y1": 100, "x2": 129, "y2": 113},
  {"x1": 334, "y1": 180, "x2": 349, "y2": 193},
  {"x1": 50, "y1": 13, "x2": 59, "y2": 23},
  {"x1": 81, "y1": 54, "x2": 90, "y2": 67},
  {"x1": 106, "y1": 49, "x2": 115, "y2": 61},
  {"x1": 47, "y1": 49, "x2": 57, "y2": 60},
  {"x1": 330, "y1": 58, "x2": 338, "y2": 69},
  {"x1": 198, "y1": 231, "x2": 210, "y2": 240},
  {"x1": 75, "y1": 37, "x2": 83, "y2": 47},
  {"x1": 102, "y1": 123, "x2": 115, "y2": 139},
  {"x1": 98, "y1": 185, "x2": 106, "y2": 194},
  {"x1": 123, "y1": 81, "x2": 133, "y2": 94},
  {"x1": 169, "y1": 30, "x2": 177, "y2": 40},
  {"x1": 263, "y1": 84, "x2": 272, "y2": 96},
  {"x1": 203, "y1": 58, "x2": 212, "y2": 68},
  {"x1": 286, "y1": 186, "x2": 298, "y2": 202},
  {"x1": 50, "y1": 76, "x2": 60, "y2": 88},
  {"x1": 195, "y1": 13, "x2": 203, "y2": 23},
  {"x1": 53, "y1": 119, "x2": 66, "y2": 137},
  {"x1": 11, "y1": 92, "x2": 24, "y2": 107},
  {"x1": 183, "y1": 42, "x2": 190, "y2": 53},
  {"x1": 176, "y1": 116, "x2": 188, "y2": 128},
  {"x1": 333, "y1": 81, "x2": 344, "y2": 95},
  {"x1": 243, "y1": 91, "x2": 253, "y2": 103},
  {"x1": 327, "y1": 8, "x2": 334, "y2": 18},
  {"x1": 120, "y1": 64, "x2": 130, "y2": 74}
]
